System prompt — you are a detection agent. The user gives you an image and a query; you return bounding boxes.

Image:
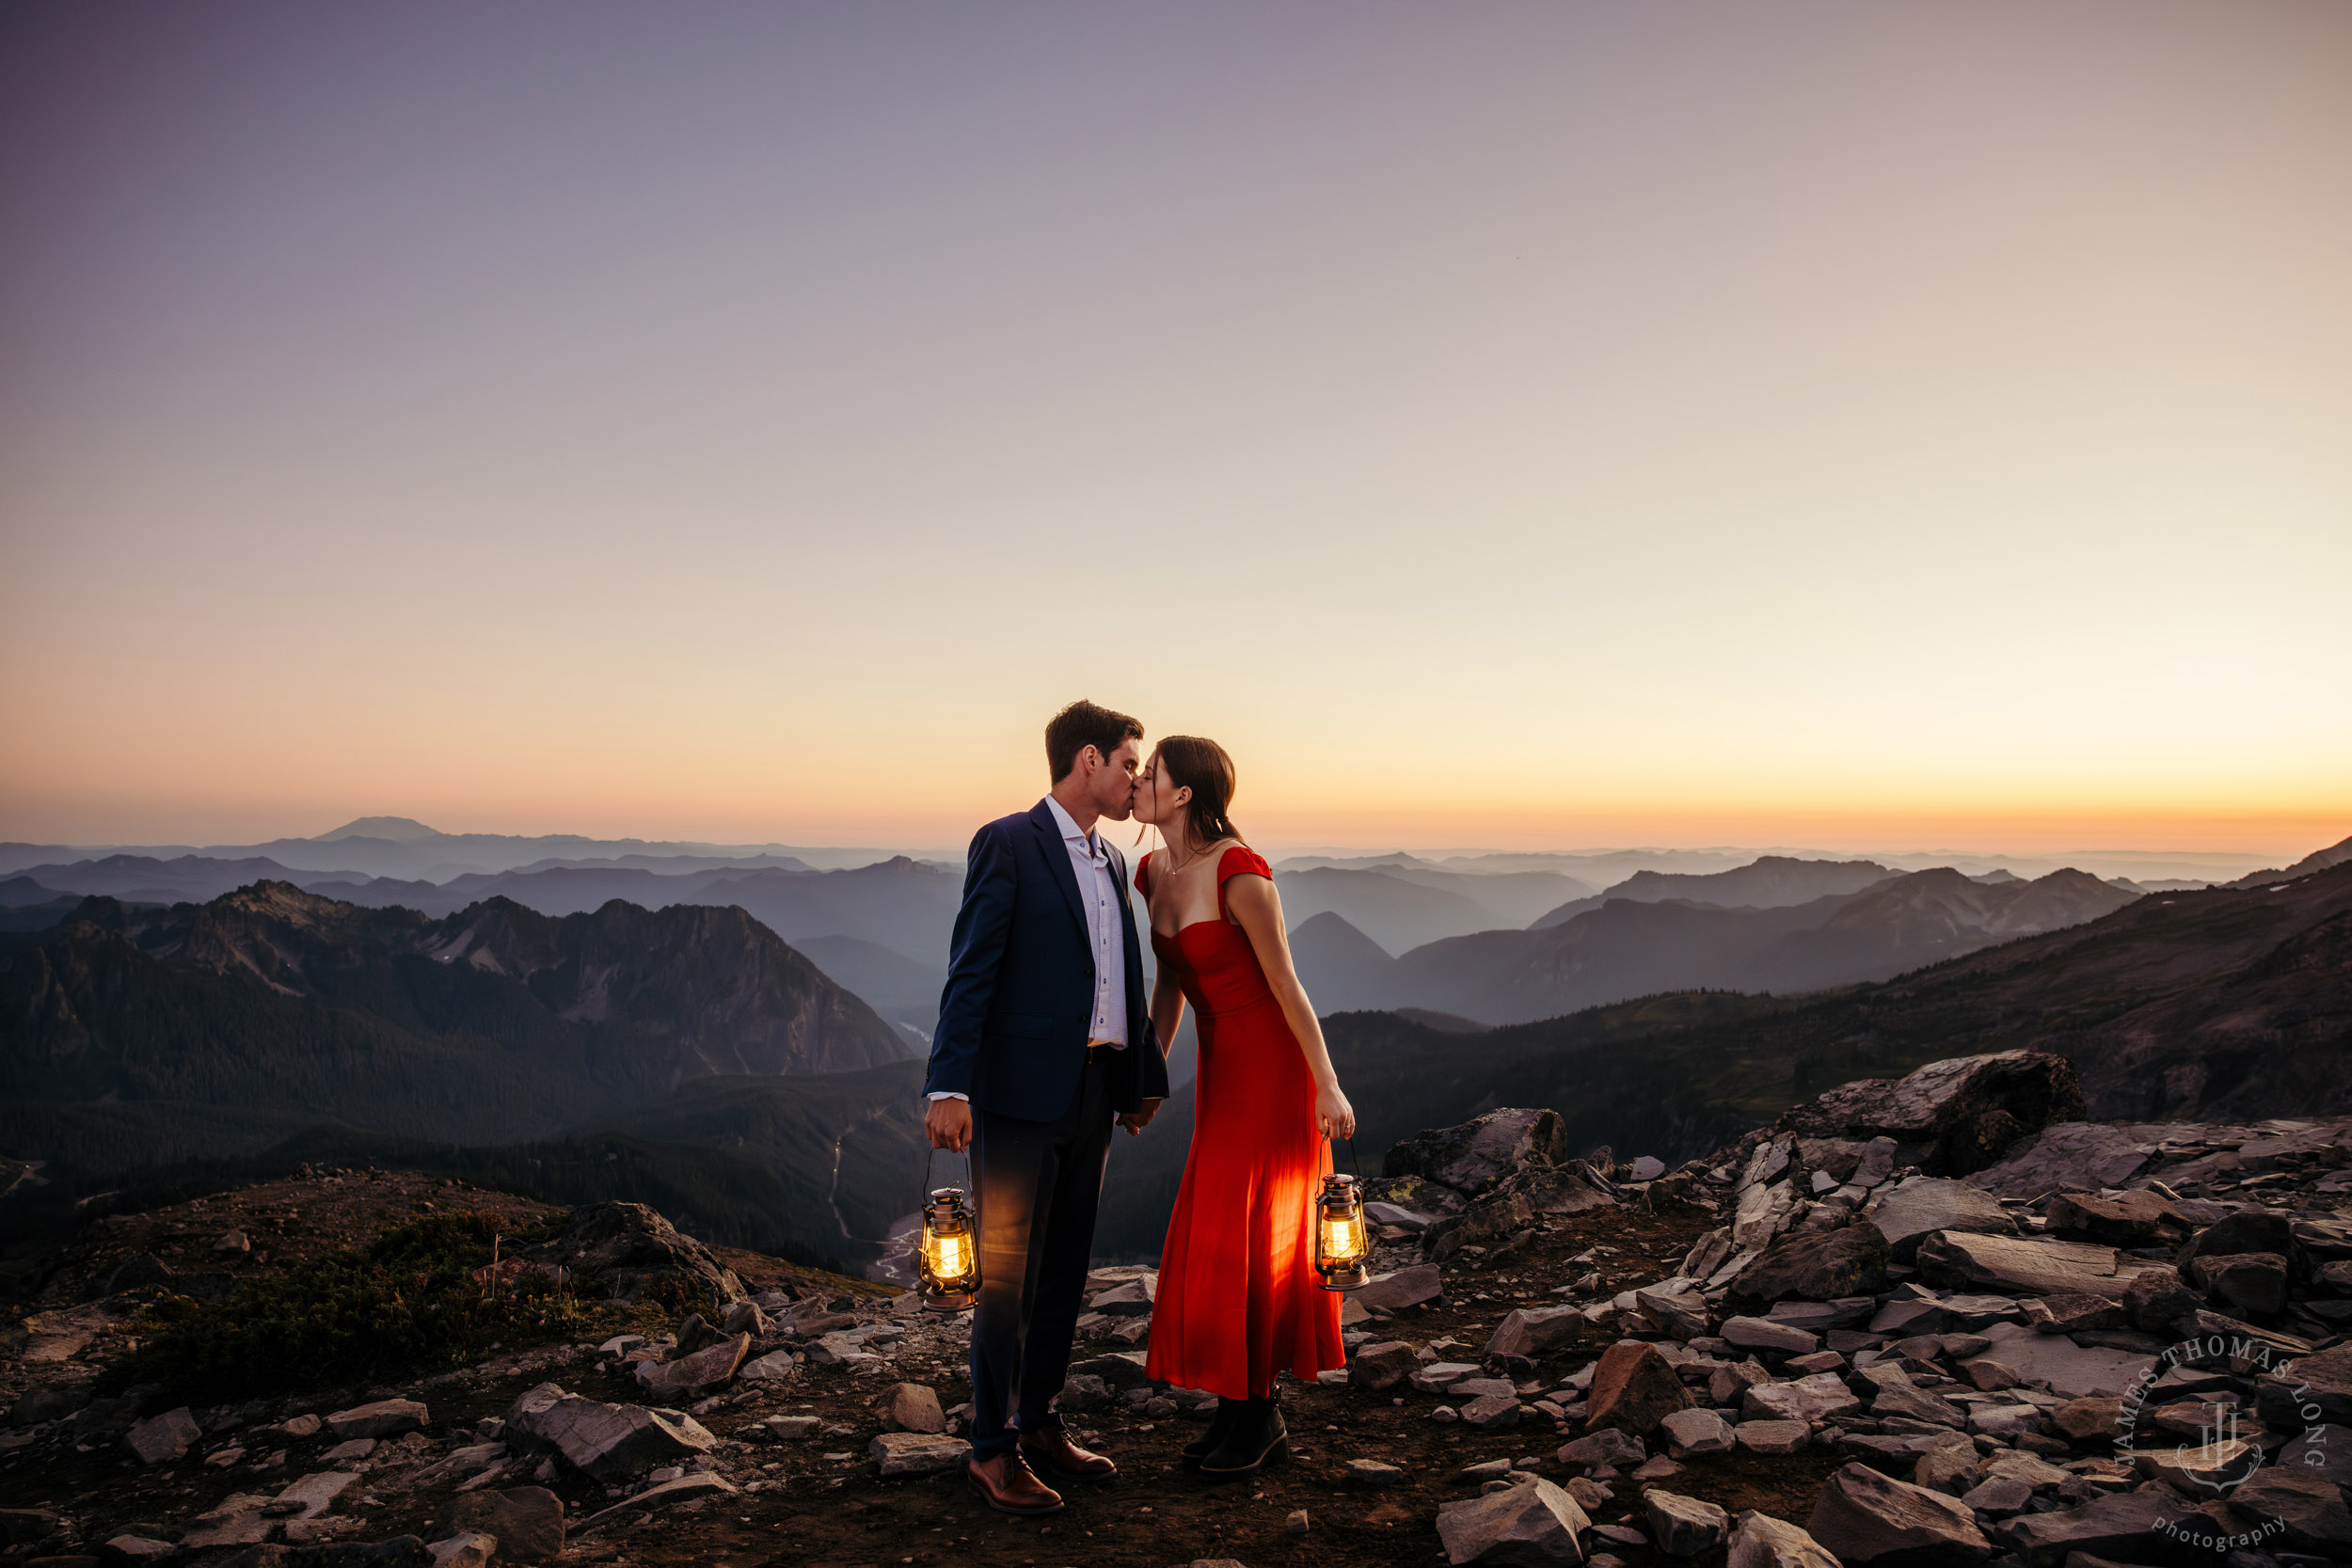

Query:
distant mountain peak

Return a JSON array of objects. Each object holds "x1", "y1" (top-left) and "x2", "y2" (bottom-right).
[{"x1": 317, "y1": 816, "x2": 442, "y2": 842}]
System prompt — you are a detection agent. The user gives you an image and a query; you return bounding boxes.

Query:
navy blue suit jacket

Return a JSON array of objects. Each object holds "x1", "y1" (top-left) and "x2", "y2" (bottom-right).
[{"x1": 924, "y1": 800, "x2": 1168, "y2": 1122}]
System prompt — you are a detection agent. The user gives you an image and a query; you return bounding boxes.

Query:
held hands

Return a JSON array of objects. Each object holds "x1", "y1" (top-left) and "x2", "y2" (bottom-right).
[
  {"x1": 926, "y1": 1097, "x2": 973, "y2": 1153},
  {"x1": 1315, "y1": 1082, "x2": 1357, "y2": 1141},
  {"x1": 1117, "y1": 1098, "x2": 1163, "y2": 1136}
]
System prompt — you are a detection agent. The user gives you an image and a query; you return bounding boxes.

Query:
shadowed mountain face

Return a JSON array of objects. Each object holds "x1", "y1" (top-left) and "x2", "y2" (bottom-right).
[
  {"x1": 0, "y1": 882, "x2": 911, "y2": 1175},
  {"x1": 1291, "y1": 866, "x2": 2143, "y2": 1024}
]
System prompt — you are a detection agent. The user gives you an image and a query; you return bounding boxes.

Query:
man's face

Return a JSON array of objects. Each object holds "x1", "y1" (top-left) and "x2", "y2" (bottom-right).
[{"x1": 1089, "y1": 736, "x2": 1143, "y2": 822}]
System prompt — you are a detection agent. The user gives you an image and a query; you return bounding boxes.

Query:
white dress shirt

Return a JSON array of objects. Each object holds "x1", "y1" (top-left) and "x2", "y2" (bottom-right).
[{"x1": 929, "y1": 796, "x2": 1128, "y2": 1103}]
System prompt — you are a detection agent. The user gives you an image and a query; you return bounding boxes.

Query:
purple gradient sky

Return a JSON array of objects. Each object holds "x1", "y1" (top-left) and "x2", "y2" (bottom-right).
[{"x1": 2, "y1": 3, "x2": 2346, "y2": 851}]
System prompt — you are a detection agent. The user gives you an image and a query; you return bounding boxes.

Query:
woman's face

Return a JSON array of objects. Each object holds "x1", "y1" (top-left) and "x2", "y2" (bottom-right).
[{"x1": 1133, "y1": 753, "x2": 1190, "y2": 833}]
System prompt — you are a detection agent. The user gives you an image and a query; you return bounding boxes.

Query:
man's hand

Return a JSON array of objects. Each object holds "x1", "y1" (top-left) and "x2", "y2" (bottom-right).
[
  {"x1": 926, "y1": 1097, "x2": 973, "y2": 1153},
  {"x1": 1117, "y1": 1098, "x2": 1164, "y2": 1136}
]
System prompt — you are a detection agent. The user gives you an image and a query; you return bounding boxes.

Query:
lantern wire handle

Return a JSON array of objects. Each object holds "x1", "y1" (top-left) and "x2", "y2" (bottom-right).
[
  {"x1": 922, "y1": 1143, "x2": 973, "y2": 1204},
  {"x1": 1331, "y1": 1132, "x2": 1360, "y2": 1180}
]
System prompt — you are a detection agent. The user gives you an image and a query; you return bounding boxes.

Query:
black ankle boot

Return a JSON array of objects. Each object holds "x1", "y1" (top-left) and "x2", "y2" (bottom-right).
[
  {"x1": 1198, "y1": 1391, "x2": 1287, "y2": 1478},
  {"x1": 1181, "y1": 1397, "x2": 1245, "y2": 1467}
]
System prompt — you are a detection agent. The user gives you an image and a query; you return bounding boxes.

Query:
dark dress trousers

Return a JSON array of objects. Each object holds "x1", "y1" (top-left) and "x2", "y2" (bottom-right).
[{"x1": 924, "y1": 800, "x2": 1168, "y2": 1459}]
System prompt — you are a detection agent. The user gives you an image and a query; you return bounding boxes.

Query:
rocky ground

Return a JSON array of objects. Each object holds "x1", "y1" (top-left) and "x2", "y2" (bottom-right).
[{"x1": 3, "y1": 1050, "x2": 2350, "y2": 1567}]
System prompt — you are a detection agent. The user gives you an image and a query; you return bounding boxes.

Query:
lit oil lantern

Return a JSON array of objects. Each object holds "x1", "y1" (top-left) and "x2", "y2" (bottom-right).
[
  {"x1": 917, "y1": 1185, "x2": 979, "y2": 1311},
  {"x1": 1313, "y1": 1171, "x2": 1372, "y2": 1291}
]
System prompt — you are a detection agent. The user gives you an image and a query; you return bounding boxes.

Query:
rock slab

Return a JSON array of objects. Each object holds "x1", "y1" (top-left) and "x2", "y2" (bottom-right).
[{"x1": 1435, "y1": 1475, "x2": 1591, "y2": 1565}]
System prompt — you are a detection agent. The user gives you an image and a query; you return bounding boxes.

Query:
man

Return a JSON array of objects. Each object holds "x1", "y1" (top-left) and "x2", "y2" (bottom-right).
[{"x1": 923, "y1": 699, "x2": 1170, "y2": 1515}]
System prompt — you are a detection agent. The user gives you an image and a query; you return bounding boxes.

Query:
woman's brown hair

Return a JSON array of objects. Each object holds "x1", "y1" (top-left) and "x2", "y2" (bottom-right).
[{"x1": 1152, "y1": 736, "x2": 1244, "y2": 851}]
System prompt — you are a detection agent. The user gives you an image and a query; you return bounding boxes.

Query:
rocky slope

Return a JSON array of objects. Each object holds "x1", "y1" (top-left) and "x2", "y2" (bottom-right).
[{"x1": 6, "y1": 1049, "x2": 2348, "y2": 1567}]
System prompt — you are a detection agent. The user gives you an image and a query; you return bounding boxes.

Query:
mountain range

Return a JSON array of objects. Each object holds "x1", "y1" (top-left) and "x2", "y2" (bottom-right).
[
  {"x1": 1288, "y1": 863, "x2": 2143, "y2": 1024},
  {"x1": 1092, "y1": 852, "x2": 2352, "y2": 1258},
  {"x1": 0, "y1": 883, "x2": 909, "y2": 1174}
]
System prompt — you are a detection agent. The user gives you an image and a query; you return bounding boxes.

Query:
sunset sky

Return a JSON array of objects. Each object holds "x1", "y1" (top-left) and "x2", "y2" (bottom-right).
[{"x1": 2, "y1": 3, "x2": 2346, "y2": 856}]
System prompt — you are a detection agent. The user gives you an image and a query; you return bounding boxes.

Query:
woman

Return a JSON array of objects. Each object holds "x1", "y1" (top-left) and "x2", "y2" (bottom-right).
[{"x1": 1131, "y1": 735, "x2": 1356, "y2": 1479}]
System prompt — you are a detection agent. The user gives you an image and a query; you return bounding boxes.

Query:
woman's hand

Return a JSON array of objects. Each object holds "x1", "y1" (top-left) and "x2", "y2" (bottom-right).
[{"x1": 1314, "y1": 1082, "x2": 1356, "y2": 1141}]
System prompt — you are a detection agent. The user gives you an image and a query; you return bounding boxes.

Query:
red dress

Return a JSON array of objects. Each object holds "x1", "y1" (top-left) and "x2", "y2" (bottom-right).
[{"x1": 1140, "y1": 846, "x2": 1343, "y2": 1400}]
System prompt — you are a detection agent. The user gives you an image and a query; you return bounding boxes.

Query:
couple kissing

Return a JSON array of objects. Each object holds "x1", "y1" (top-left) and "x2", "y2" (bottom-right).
[{"x1": 921, "y1": 699, "x2": 1359, "y2": 1515}]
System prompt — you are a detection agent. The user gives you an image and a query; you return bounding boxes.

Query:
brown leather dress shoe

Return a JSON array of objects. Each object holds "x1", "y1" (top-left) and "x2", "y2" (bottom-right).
[
  {"x1": 966, "y1": 1450, "x2": 1063, "y2": 1514},
  {"x1": 1019, "y1": 1424, "x2": 1118, "y2": 1480}
]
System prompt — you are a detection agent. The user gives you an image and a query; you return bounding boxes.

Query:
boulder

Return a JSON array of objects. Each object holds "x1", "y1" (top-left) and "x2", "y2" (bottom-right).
[
  {"x1": 1914, "y1": 1232, "x2": 2136, "y2": 1300},
  {"x1": 272, "y1": 1471, "x2": 357, "y2": 1519},
  {"x1": 1805, "y1": 1462, "x2": 1992, "y2": 1565},
  {"x1": 1861, "y1": 1367, "x2": 1965, "y2": 1428},
  {"x1": 1735, "y1": 1420, "x2": 1809, "y2": 1455},
  {"x1": 503, "y1": 1385, "x2": 717, "y2": 1479},
  {"x1": 1776, "y1": 1052, "x2": 2083, "y2": 1177},
  {"x1": 2256, "y1": 1342, "x2": 2352, "y2": 1428},
  {"x1": 2176, "y1": 1210, "x2": 2296, "y2": 1272},
  {"x1": 634, "y1": 1333, "x2": 749, "y2": 1398},
  {"x1": 1991, "y1": 1486, "x2": 2203, "y2": 1565},
  {"x1": 1345, "y1": 1458, "x2": 1405, "y2": 1487},
  {"x1": 1583, "y1": 1342, "x2": 1692, "y2": 1436},
  {"x1": 122, "y1": 1407, "x2": 200, "y2": 1465},
  {"x1": 1740, "y1": 1372, "x2": 1862, "y2": 1426},
  {"x1": 1434, "y1": 1475, "x2": 1590, "y2": 1565},
  {"x1": 2047, "y1": 1398, "x2": 2122, "y2": 1443},
  {"x1": 1732, "y1": 1179, "x2": 1799, "y2": 1253},
  {"x1": 1730, "y1": 1227, "x2": 1890, "y2": 1307},
  {"x1": 427, "y1": 1532, "x2": 495, "y2": 1568},
  {"x1": 868, "y1": 1433, "x2": 971, "y2": 1478},
  {"x1": 1658, "y1": 1408, "x2": 1734, "y2": 1458},
  {"x1": 2274, "y1": 1422, "x2": 2352, "y2": 1488},
  {"x1": 326, "y1": 1400, "x2": 428, "y2": 1440},
  {"x1": 1385, "y1": 1108, "x2": 1569, "y2": 1197},
  {"x1": 432, "y1": 1489, "x2": 564, "y2": 1563},
  {"x1": 1461, "y1": 1395, "x2": 1523, "y2": 1432},
  {"x1": 1869, "y1": 1179, "x2": 2016, "y2": 1261},
  {"x1": 2121, "y1": 1264, "x2": 2201, "y2": 1337},
  {"x1": 719, "y1": 1300, "x2": 770, "y2": 1337},
  {"x1": 1486, "y1": 1306, "x2": 1586, "y2": 1361},
  {"x1": 2227, "y1": 1466, "x2": 2352, "y2": 1553},
  {"x1": 515, "y1": 1202, "x2": 744, "y2": 1307},
  {"x1": 1349, "y1": 1341, "x2": 1421, "y2": 1392},
  {"x1": 1726, "y1": 1512, "x2": 1839, "y2": 1568},
  {"x1": 179, "y1": 1494, "x2": 275, "y2": 1550},
  {"x1": 102, "y1": 1536, "x2": 181, "y2": 1564},
  {"x1": 1645, "y1": 1490, "x2": 1728, "y2": 1557},
  {"x1": 2042, "y1": 1190, "x2": 2186, "y2": 1246},
  {"x1": 1557, "y1": 1427, "x2": 1646, "y2": 1468},
  {"x1": 877, "y1": 1384, "x2": 945, "y2": 1434},
  {"x1": 1967, "y1": 1122, "x2": 2156, "y2": 1200},
  {"x1": 2187, "y1": 1252, "x2": 2289, "y2": 1316},
  {"x1": 1057, "y1": 1373, "x2": 1111, "y2": 1413},
  {"x1": 1088, "y1": 1279, "x2": 1154, "y2": 1316},
  {"x1": 739, "y1": 1352, "x2": 795, "y2": 1381},
  {"x1": 1352, "y1": 1263, "x2": 1445, "y2": 1313},
  {"x1": 1413, "y1": 1362, "x2": 1486, "y2": 1395},
  {"x1": 1721, "y1": 1317, "x2": 1819, "y2": 1355}
]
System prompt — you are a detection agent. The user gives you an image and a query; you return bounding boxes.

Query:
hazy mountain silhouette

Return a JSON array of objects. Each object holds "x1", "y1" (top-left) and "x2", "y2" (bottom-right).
[
  {"x1": 2222, "y1": 832, "x2": 2352, "y2": 889},
  {"x1": 1294, "y1": 865, "x2": 2141, "y2": 1024},
  {"x1": 1529, "y1": 854, "x2": 1899, "y2": 927}
]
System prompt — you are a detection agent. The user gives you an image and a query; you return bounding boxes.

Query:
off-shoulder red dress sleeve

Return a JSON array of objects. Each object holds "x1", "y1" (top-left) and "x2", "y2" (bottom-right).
[{"x1": 1142, "y1": 844, "x2": 1342, "y2": 1399}]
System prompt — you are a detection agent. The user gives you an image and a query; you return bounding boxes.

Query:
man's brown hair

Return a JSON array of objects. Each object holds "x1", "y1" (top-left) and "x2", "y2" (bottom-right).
[{"x1": 1045, "y1": 700, "x2": 1144, "y2": 783}]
